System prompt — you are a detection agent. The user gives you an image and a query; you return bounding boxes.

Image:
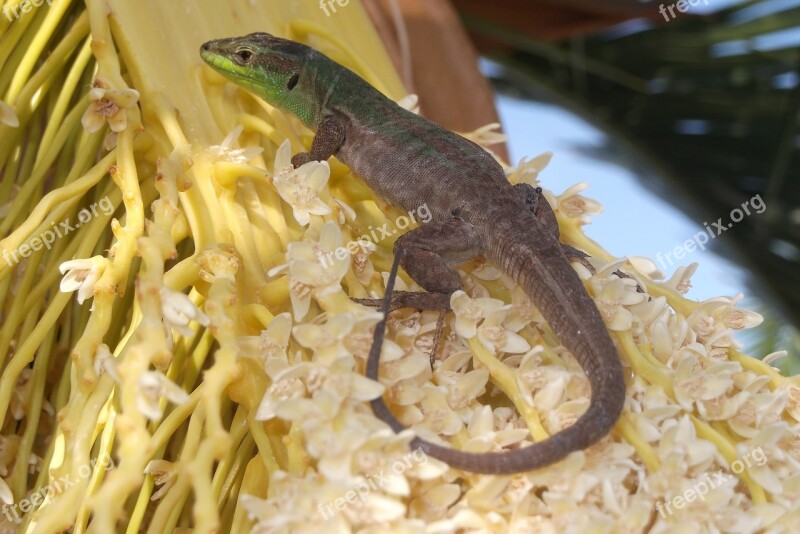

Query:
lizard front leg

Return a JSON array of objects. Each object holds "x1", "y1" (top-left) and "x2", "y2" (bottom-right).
[{"x1": 291, "y1": 115, "x2": 346, "y2": 168}]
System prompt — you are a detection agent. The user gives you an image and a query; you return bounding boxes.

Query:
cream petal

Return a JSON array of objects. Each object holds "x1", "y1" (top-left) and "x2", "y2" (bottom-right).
[
  {"x1": 136, "y1": 376, "x2": 165, "y2": 420},
  {"x1": 506, "y1": 152, "x2": 553, "y2": 186},
  {"x1": 136, "y1": 372, "x2": 188, "y2": 421},
  {"x1": 410, "y1": 456, "x2": 449, "y2": 479},
  {"x1": 59, "y1": 270, "x2": 83, "y2": 293},
  {"x1": 494, "y1": 428, "x2": 530, "y2": 448},
  {"x1": 319, "y1": 221, "x2": 344, "y2": 250},
  {"x1": 364, "y1": 492, "x2": 406, "y2": 522},
  {"x1": 0, "y1": 477, "x2": 13, "y2": 505},
  {"x1": 761, "y1": 351, "x2": 787, "y2": 366},
  {"x1": 748, "y1": 465, "x2": 783, "y2": 494},
  {"x1": 333, "y1": 198, "x2": 356, "y2": 222},
  {"x1": 76, "y1": 269, "x2": 100, "y2": 304},
  {"x1": 290, "y1": 259, "x2": 323, "y2": 285},
  {"x1": 627, "y1": 256, "x2": 659, "y2": 277},
  {"x1": 384, "y1": 355, "x2": 430, "y2": 385},
  {"x1": 116, "y1": 89, "x2": 140, "y2": 108},
  {"x1": 467, "y1": 405, "x2": 494, "y2": 437},
  {"x1": 464, "y1": 122, "x2": 507, "y2": 146},
  {"x1": 633, "y1": 415, "x2": 661, "y2": 443},
  {"x1": 316, "y1": 451, "x2": 354, "y2": 481},
  {"x1": 87, "y1": 87, "x2": 107, "y2": 100},
  {"x1": 607, "y1": 310, "x2": 633, "y2": 331},
  {"x1": 254, "y1": 395, "x2": 279, "y2": 421},
  {"x1": 449, "y1": 291, "x2": 471, "y2": 312},
  {"x1": 498, "y1": 331, "x2": 532, "y2": 353},
  {"x1": 59, "y1": 258, "x2": 93, "y2": 273},
  {"x1": 94, "y1": 343, "x2": 120, "y2": 383},
  {"x1": 651, "y1": 318, "x2": 674, "y2": 362},
  {"x1": 107, "y1": 112, "x2": 128, "y2": 133},
  {"x1": 307, "y1": 198, "x2": 333, "y2": 216},
  {"x1": 397, "y1": 94, "x2": 419, "y2": 113},
  {"x1": 424, "y1": 483, "x2": 461, "y2": 508},
  {"x1": 534, "y1": 377, "x2": 566, "y2": 411},
  {"x1": 378, "y1": 338, "x2": 404, "y2": 362},
  {"x1": 0, "y1": 100, "x2": 19, "y2": 128},
  {"x1": 292, "y1": 324, "x2": 325, "y2": 349},
  {"x1": 271, "y1": 398, "x2": 319, "y2": 421},
  {"x1": 451, "y1": 369, "x2": 489, "y2": 408},
  {"x1": 81, "y1": 109, "x2": 106, "y2": 133},
  {"x1": 221, "y1": 124, "x2": 244, "y2": 149},
  {"x1": 266, "y1": 262, "x2": 288, "y2": 278},
  {"x1": 291, "y1": 206, "x2": 311, "y2": 226},
  {"x1": 377, "y1": 470, "x2": 410, "y2": 496},
  {"x1": 159, "y1": 376, "x2": 189, "y2": 405},
  {"x1": 348, "y1": 374, "x2": 385, "y2": 401},
  {"x1": 274, "y1": 139, "x2": 293, "y2": 173},
  {"x1": 303, "y1": 161, "x2": 331, "y2": 190},
  {"x1": 454, "y1": 316, "x2": 477, "y2": 339},
  {"x1": 727, "y1": 309, "x2": 763, "y2": 330},
  {"x1": 288, "y1": 286, "x2": 311, "y2": 321}
]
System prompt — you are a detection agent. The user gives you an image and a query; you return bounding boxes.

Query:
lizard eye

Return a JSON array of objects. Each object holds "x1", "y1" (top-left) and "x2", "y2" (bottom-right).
[
  {"x1": 233, "y1": 48, "x2": 254, "y2": 65},
  {"x1": 287, "y1": 73, "x2": 300, "y2": 91}
]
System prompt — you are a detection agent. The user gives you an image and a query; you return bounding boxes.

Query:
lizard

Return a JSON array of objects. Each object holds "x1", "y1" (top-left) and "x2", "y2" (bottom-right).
[{"x1": 200, "y1": 32, "x2": 626, "y2": 475}]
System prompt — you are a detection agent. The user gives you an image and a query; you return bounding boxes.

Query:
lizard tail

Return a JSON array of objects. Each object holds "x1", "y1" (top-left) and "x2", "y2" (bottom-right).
[{"x1": 367, "y1": 219, "x2": 626, "y2": 475}]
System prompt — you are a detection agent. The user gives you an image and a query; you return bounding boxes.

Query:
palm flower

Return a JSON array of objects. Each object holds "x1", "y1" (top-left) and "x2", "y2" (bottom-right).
[{"x1": 0, "y1": 1, "x2": 795, "y2": 533}]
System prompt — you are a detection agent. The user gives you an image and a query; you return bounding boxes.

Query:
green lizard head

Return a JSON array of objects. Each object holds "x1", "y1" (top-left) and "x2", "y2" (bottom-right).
[{"x1": 200, "y1": 33, "x2": 322, "y2": 127}]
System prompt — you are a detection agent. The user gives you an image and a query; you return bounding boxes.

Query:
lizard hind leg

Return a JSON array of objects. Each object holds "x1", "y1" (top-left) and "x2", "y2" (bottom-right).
[
  {"x1": 364, "y1": 217, "x2": 482, "y2": 427},
  {"x1": 512, "y1": 183, "x2": 644, "y2": 292},
  {"x1": 514, "y1": 183, "x2": 559, "y2": 237},
  {"x1": 352, "y1": 217, "x2": 482, "y2": 312},
  {"x1": 514, "y1": 183, "x2": 597, "y2": 273}
]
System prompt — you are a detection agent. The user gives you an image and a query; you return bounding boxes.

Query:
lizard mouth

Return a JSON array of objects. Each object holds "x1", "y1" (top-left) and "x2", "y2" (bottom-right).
[
  {"x1": 199, "y1": 40, "x2": 229, "y2": 67},
  {"x1": 199, "y1": 43, "x2": 257, "y2": 89}
]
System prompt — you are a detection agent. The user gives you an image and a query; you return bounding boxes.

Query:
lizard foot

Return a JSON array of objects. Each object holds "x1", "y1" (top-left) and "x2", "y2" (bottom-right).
[
  {"x1": 562, "y1": 244, "x2": 645, "y2": 294},
  {"x1": 351, "y1": 291, "x2": 451, "y2": 312},
  {"x1": 353, "y1": 292, "x2": 449, "y2": 364}
]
